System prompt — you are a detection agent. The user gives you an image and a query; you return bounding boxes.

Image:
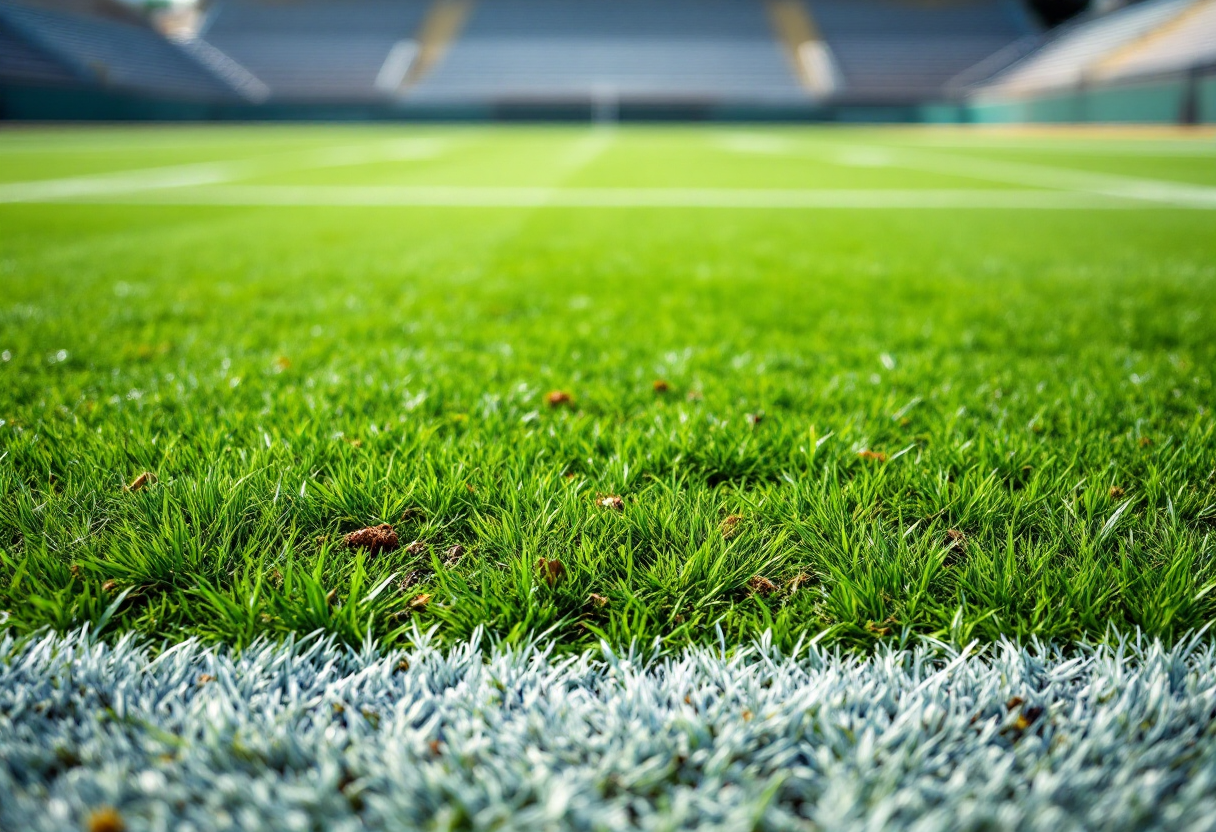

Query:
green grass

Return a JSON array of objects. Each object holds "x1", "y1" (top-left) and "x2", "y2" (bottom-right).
[{"x1": 1, "y1": 124, "x2": 1214, "y2": 652}]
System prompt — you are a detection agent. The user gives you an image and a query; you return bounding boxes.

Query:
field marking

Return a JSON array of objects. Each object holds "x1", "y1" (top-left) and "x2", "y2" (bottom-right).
[
  {"x1": 29, "y1": 184, "x2": 1187, "y2": 209},
  {"x1": 712, "y1": 132, "x2": 1216, "y2": 207},
  {"x1": 5, "y1": 628, "x2": 1216, "y2": 831},
  {"x1": 0, "y1": 138, "x2": 453, "y2": 204},
  {"x1": 885, "y1": 147, "x2": 1216, "y2": 209}
]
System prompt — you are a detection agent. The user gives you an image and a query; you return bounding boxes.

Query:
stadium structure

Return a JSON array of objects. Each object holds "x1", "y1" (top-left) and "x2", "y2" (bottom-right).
[{"x1": 1, "y1": 0, "x2": 1214, "y2": 122}]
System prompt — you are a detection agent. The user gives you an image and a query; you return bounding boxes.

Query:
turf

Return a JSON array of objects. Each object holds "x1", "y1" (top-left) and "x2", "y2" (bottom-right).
[{"x1": 1, "y1": 125, "x2": 1214, "y2": 653}]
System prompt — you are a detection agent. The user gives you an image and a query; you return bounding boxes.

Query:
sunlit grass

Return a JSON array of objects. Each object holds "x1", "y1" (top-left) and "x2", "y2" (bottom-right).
[{"x1": 1, "y1": 125, "x2": 1214, "y2": 651}]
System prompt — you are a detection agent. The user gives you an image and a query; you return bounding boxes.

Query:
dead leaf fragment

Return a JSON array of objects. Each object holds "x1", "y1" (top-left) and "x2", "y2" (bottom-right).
[
  {"x1": 344, "y1": 524, "x2": 399, "y2": 556},
  {"x1": 126, "y1": 472, "x2": 156, "y2": 492},
  {"x1": 1139, "y1": 436, "x2": 1153, "y2": 447},
  {"x1": 946, "y1": 529, "x2": 967, "y2": 550},
  {"x1": 1014, "y1": 706, "x2": 1044, "y2": 731},
  {"x1": 409, "y1": 593, "x2": 432, "y2": 609},
  {"x1": 721, "y1": 514, "x2": 743, "y2": 539},
  {"x1": 598, "y1": 494, "x2": 625, "y2": 511},
  {"x1": 398, "y1": 569, "x2": 430, "y2": 592},
  {"x1": 1109, "y1": 486, "x2": 1125, "y2": 498},
  {"x1": 787, "y1": 573, "x2": 814, "y2": 591},
  {"x1": 101, "y1": 579, "x2": 119, "y2": 593},
  {"x1": 537, "y1": 557, "x2": 566, "y2": 587},
  {"x1": 588, "y1": 593, "x2": 609, "y2": 608},
  {"x1": 546, "y1": 390, "x2": 574, "y2": 407},
  {"x1": 747, "y1": 575, "x2": 778, "y2": 595},
  {"x1": 325, "y1": 588, "x2": 338, "y2": 606},
  {"x1": 858, "y1": 450, "x2": 888, "y2": 462},
  {"x1": 443, "y1": 544, "x2": 465, "y2": 567},
  {"x1": 405, "y1": 539, "x2": 427, "y2": 557},
  {"x1": 653, "y1": 379, "x2": 670, "y2": 393},
  {"x1": 87, "y1": 807, "x2": 126, "y2": 832},
  {"x1": 197, "y1": 673, "x2": 216, "y2": 686}
]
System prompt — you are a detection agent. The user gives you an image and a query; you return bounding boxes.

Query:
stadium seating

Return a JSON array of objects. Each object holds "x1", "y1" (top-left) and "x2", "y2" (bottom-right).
[
  {"x1": 0, "y1": 14, "x2": 78, "y2": 86},
  {"x1": 1092, "y1": 0, "x2": 1216, "y2": 82},
  {"x1": 803, "y1": 0, "x2": 1037, "y2": 103},
  {"x1": 198, "y1": 0, "x2": 433, "y2": 101},
  {"x1": 0, "y1": 0, "x2": 234, "y2": 99},
  {"x1": 977, "y1": 0, "x2": 1198, "y2": 96},
  {"x1": 405, "y1": 0, "x2": 807, "y2": 105}
]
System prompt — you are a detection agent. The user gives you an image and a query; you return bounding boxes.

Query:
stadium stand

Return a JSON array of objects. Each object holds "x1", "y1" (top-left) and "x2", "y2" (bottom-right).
[
  {"x1": 803, "y1": 0, "x2": 1037, "y2": 103},
  {"x1": 0, "y1": 0, "x2": 235, "y2": 99},
  {"x1": 975, "y1": 0, "x2": 1199, "y2": 96},
  {"x1": 404, "y1": 0, "x2": 806, "y2": 106},
  {"x1": 0, "y1": 13, "x2": 79, "y2": 86},
  {"x1": 197, "y1": 0, "x2": 433, "y2": 101},
  {"x1": 1091, "y1": 0, "x2": 1216, "y2": 82}
]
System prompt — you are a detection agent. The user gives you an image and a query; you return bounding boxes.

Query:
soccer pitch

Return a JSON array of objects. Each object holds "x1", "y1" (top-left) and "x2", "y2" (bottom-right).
[{"x1": 2, "y1": 125, "x2": 1216, "y2": 830}]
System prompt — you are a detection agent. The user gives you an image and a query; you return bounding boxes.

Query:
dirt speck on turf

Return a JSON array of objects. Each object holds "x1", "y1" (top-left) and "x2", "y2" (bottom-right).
[
  {"x1": 653, "y1": 379, "x2": 670, "y2": 393},
  {"x1": 598, "y1": 494, "x2": 625, "y2": 511},
  {"x1": 443, "y1": 544, "x2": 465, "y2": 567},
  {"x1": 546, "y1": 390, "x2": 573, "y2": 407},
  {"x1": 537, "y1": 557, "x2": 565, "y2": 586},
  {"x1": 588, "y1": 593, "x2": 609, "y2": 608},
  {"x1": 858, "y1": 450, "x2": 888, "y2": 462},
  {"x1": 398, "y1": 569, "x2": 430, "y2": 592},
  {"x1": 344, "y1": 524, "x2": 399, "y2": 556},
  {"x1": 721, "y1": 514, "x2": 743, "y2": 539},
  {"x1": 747, "y1": 576, "x2": 778, "y2": 595},
  {"x1": 404, "y1": 539, "x2": 427, "y2": 557},
  {"x1": 1110, "y1": 486, "x2": 1125, "y2": 498},
  {"x1": 126, "y1": 472, "x2": 156, "y2": 492},
  {"x1": 87, "y1": 807, "x2": 125, "y2": 832}
]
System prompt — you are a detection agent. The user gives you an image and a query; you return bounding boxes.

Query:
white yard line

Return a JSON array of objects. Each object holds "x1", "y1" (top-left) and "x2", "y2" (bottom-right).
[
  {"x1": 885, "y1": 148, "x2": 1216, "y2": 209},
  {"x1": 28, "y1": 184, "x2": 1185, "y2": 209},
  {"x1": 0, "y1": 138, "x2": 453, "y2": 204},
  {"x1": 713, "y1": 132, "x2": 1216, "y2": 208},
  {"x1": 2, "y1": 628, "x2": 1215, "y2": 832}
]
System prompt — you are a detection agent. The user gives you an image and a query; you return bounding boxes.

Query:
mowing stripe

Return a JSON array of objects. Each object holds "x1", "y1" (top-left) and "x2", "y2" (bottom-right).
[
  {"x1": 3, "y1": 628, "x2": 1215, "y2": 831},
  {"x1": 8, "y1": 184, "x2": 1186, "y2": 209}
]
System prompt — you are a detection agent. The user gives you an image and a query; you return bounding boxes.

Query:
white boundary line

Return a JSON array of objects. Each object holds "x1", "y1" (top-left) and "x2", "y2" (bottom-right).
[
  {"x1": 0, "y1": 138, "x2": 453, "y2": 204},
  {"x1": 17, "y1": 185, "x2": 1190, "y2": 209}
]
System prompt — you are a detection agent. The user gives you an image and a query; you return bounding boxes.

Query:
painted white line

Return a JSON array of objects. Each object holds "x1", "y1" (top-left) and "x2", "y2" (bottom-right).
[
  {"x1": 887, "y1": 148, "x2": 1216, "y2": 209},
  {"x1": 0, "y1": 139, "x2": 453, "y2": 204},
  {"x1": 28, "y1": 184, "x2": 1179, "y2": 209},
  {"x1": 4, "y1": 628, "x2": 1216, "y2": 831},
  {"x1": 713, "y1": 134, "x2": 1216, "y2": 208}
]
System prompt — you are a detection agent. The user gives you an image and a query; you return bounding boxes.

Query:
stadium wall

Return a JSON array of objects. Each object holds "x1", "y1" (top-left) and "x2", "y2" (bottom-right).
[{"x1": 968, "y1": 66, "x2": 1216, "y2": 123}]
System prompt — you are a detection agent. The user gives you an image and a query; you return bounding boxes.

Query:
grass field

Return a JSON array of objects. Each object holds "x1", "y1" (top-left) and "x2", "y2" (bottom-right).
[{"x1": 2, "y1": 125, "x2": 1215, "y2": 654}]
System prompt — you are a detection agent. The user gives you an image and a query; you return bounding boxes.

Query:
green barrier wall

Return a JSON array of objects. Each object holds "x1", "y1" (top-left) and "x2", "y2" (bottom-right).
[{"x1": 969, "y1": 73, "x2": 1214, "y2": 125}]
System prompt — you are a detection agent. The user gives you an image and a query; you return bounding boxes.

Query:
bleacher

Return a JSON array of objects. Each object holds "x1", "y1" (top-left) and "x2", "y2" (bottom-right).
[
  {"x1": 0, "y1": 0, "x2": 235, "y2": 99},
  {"x1": 976, "y1": 0, "x2": 1198, "y2": 96},
  {"x1": 1093, "y1": 0, "x2": 1216, "y2": 82},
  {"x1": 198, "y1": 0, "x2": 432, "y2": 101},
  {"x1": 406, "y1": 0, "x2": 806, "y2": 105},
  {"x1": 0, "y1": 13, "x2": 78, "y2": 86},
  {"x1": 804, "y1": 0, "x2": 1036, "y2": 103}
]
